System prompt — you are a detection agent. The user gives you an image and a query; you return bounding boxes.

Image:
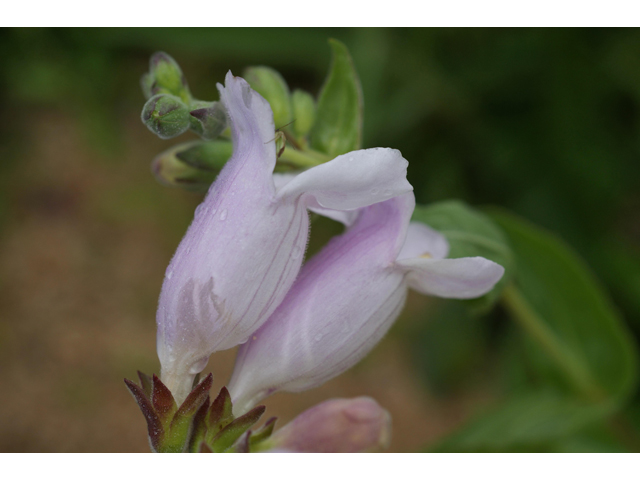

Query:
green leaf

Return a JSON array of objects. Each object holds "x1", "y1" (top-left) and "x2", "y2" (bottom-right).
[
  {"x1": 431, "y1": 391, "x2": 613, "y2": 452},
  {"x1": 491, "y1": 210, "x2": 638, "y2": 403},
  {"x1": 411, "y1": 200, "x2": 514, "y2": 310},
  {"x1": 310, "y1": 39, "x2": 363, "y2": 158}
]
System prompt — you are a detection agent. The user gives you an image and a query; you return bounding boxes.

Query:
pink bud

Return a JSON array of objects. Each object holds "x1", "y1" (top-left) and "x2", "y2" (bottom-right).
[{"x1": 266, "y1": 397, "x2": 392, "y2": 453}]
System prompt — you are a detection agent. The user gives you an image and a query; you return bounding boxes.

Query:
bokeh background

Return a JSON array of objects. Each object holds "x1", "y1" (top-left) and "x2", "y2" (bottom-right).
[{"x1": 1, "y1": 28, "x2": 640, "y2": 452}]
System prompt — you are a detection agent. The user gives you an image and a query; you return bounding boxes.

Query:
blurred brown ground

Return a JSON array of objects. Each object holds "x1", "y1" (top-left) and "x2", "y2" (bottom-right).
[{"x1": 0, "y1": 109, "x2": 495, "y2": 452}]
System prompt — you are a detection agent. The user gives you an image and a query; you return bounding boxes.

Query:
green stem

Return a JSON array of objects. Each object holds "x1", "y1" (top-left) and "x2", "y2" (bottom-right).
[
  {"x1": 608, "y1": 412, "x2": 640, "y2": 452},
  {"x1": 279, "y1": 147, "x2": 325, "y2": 168},
  {"x1": 303, "y1": 148, "x2": 332, "y2": 163},
  {"x1": 501, "y1": 284, "x2": 605, "y2": 402}
]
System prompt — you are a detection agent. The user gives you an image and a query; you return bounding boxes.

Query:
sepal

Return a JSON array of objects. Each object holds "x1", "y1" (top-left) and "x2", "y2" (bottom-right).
[
  {"x1": 227, "y1": 417, "x2": 276, "y2": 453},
  {"x1": 250, "y1": 416, "x2": 277, "y2": 447},
  {"x1": 137, "y1": 371, "x2": 153, "y2": 397},
  {"x1": 151, "y1": 374, "x2": 177, "y2": 420},
  {"x1": 186, "y1": 386, "x2": 275, "y2": 453},
  {"x1": 209, "y1": 405, "x2": 266, "y2": 452},
  {"x1": 206, "y1": 386, "x2": 234, "y2": 432},
  {"x1": 124, "y1": 372, "x2": 212, "y2": 452},
  {"x1": 169, "y1": 374, "x2": 215, "y2": 448},
  {"x1": 124, "y1": 377, "x2": 164, "y2": 451},
  {"x1": 228, "y1": 430, "x2": 252, "y2": 453},
  {"x1": 187, "y1": 396, "x2": 210, "y2": 452}
]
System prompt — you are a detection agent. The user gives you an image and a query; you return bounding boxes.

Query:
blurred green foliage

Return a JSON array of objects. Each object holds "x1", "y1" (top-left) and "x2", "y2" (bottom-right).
[
  {"x1": 2, "y1": 28, "x2": 640, "y2": 452},
  {"x1": 493, "y1": 210, "x2": 638, "y2": 404}
]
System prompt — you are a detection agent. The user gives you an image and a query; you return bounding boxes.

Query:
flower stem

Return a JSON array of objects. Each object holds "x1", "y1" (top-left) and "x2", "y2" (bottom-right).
[
  {"x1": 501, "y1": 284, "x2": 605, "y2": 402},
  {"x1": 279, "y1": 147, "x2": 327, "y2": 168}
]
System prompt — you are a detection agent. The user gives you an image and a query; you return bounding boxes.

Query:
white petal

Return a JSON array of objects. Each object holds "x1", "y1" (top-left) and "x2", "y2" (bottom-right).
[
  {"x1": 272, "y1": 172, "x2": 296, "y2": 191},
  {"x1": 396, "y1": 256, "x2": 505, "y2": 299},
  {"x1": 274, "y1": 173, "x2": 359, "y2": 226},
  {"x1": 396, "y1": 221, "x2": 450, "y2": 261},
  {"x1": 276, "y1": 147, "x2": 413, "y2": 211}
]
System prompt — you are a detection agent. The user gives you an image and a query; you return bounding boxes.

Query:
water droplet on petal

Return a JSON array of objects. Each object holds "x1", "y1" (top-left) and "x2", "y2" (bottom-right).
[
  {"x1": 383, "y1": 189, "x2": 392, "y2": 196},
  {"x1": 291, "y1": 246, "x2": 302, "y2": 259},
  {"x1": 166, "y1": 270, "x2": 173, "y2": 279},
  {"x1": 220, "y1": 209, "x2": 228, "y2": 221},
  {"x1": 314, "y1": 334, "x2": 323, "y2": 342},
  {"x1": 370, "y1": 188, "x2": 379, "y2": 196}
]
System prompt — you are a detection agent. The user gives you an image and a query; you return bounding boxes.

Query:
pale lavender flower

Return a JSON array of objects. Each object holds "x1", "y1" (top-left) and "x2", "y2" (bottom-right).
[
  {"x1": 264, "y1": 397, "x2": 391, "y2": 453},
  {"x1": 157, "y1": 72, "x2": 413, "y2": 403},
  {"x1": 227, "y1": 193, "x2": 504, "y2": 413}
]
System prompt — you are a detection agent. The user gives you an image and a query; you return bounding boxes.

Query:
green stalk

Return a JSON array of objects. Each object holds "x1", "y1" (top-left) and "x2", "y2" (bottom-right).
[
  {"x1": 501, "y1": 284, "x2": 605, "y2": 402},
  {"x1": 279, "y1": 147, "x2": 325, "y2": 168},
  {"x1": 303, "y1": 148, "x2": 332, "y2": 163}
]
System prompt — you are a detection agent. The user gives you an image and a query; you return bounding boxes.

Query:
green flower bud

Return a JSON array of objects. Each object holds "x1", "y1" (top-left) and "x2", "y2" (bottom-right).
[
  {"x1": 243, "y1": 66, "x2": 292, "y2": 129},
  {"x1": 152, "y1": 140, "x2": 233, "y2": 192},
  {"x1": 188, "y1": 100, "x2": 227, "y2": 139},
  {"x1": 142, "y1": 51, "x2": 191, "y2": 103},
  {"x1": 141, "y1": 94, "x2": 191, "y2": 139},
  {"x1": 291, "y1": 89, "x2": 316, "y2": 138}
]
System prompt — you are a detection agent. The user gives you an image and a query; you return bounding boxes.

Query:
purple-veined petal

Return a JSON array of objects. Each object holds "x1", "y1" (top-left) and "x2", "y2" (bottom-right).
[
  {"x1": 396, "y1": 221, "x2": 450, "y2": 260},
  {"x1": 157, "y1": 73, "x2": 307, "y2": 402},
  {"x1": 276, "y1": 147, "x2": 413, "y2": 211},
  {"x1": 227, "y1": 194, "x2": 416, "y2": 413},
  {"x1": 396, "y1": 256, "x2": 505, "y2": 299},
  {"x1": 264, "y1": 397, "x2": 391, "y2": 453}
]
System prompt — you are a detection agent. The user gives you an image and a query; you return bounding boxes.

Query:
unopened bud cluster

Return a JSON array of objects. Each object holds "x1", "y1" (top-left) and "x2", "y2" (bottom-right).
[{"x1": 141, "y1": 52, "x2": 228, "y2": 141}]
